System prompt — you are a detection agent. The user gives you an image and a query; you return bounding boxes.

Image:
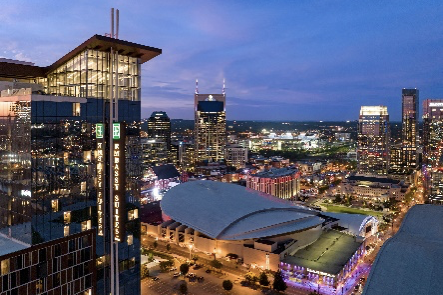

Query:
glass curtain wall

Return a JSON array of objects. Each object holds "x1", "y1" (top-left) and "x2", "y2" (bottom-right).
[{"x1": 47, "y1": 50, "x2": 141, "y2": 101}]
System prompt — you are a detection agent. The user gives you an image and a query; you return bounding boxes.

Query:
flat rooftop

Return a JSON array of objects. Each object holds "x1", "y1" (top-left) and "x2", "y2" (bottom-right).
[
  {"x1": 252, "y1": 167, "x2": 298, "y2": 178},
  {"x1": 0, "y1": 234, "x2": 29, "y2": 256},
  {"x1": 282, "y1": 230, "x2": 362, "y2": 275}
]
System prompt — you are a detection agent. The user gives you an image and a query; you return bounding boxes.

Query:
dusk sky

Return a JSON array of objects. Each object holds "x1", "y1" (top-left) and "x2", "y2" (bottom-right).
[{"x1": 1, "y1": 0, "x2": 442, "y2": 121}]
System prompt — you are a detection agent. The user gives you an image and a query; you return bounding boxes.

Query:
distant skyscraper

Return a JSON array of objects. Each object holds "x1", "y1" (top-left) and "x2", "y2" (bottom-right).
[
  {"x1": 194, "y1": 81, "x2": 227, "y2": 163},
  {"x1": 148, "y1": 111, "x2": 171, "y2": 150},
  {"x1": 357, "y1": 106, "x2": 390, "y2": 175},
  {"x1": 422, "y1": 99, "x2": 443, "y2": 202},
  {"x1": 401, "y1": 89, "x2": 419, "y2": 171}
]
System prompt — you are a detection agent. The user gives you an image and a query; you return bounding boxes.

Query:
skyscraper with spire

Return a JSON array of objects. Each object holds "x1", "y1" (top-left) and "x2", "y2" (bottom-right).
[{"x1": 194, "y1": 80, "x2": 227, "y2": 163}]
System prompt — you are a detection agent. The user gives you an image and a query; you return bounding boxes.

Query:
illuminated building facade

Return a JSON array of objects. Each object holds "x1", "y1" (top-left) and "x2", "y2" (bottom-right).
[
  {"x1": 194, "y1": 83, "x2": 226, "y2": 163},
  {"x1": 422, "y1": 99, "x2": 443, "y2": 202},
  {"x1": 357, "y1": 106, "x2": 390, "y2": 175},
  {"x1": 0, "y1": 34, "x2": 161, "y2": 295},
  {"x1": 147, "y1": 111, "x2": 171, "y2": 150},
  {"x1": 225, "y1": 144, "x2": 248, "y2": 169},
  {"x1": 401, "y1": 89, "x2": 419, "y2": 171},
  {"x1": 246, "y1": 168, "x2": 300, "y2": 199}
]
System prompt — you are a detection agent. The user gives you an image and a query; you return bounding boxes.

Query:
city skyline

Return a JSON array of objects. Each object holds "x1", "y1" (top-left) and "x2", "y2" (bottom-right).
[{"x1": 1, "y1": 1, "x2": 443, "y2": 121}]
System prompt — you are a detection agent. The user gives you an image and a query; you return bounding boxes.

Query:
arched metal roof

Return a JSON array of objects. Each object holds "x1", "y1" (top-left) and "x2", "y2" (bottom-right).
[{"x1": 161, "y1": 180, "x2": 324, "y2": 240}]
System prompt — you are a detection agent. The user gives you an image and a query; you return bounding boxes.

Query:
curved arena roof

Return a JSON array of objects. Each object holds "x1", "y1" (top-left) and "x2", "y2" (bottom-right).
[{"x1": 161, "y1": 180, "x2": 324, "y2": 240}]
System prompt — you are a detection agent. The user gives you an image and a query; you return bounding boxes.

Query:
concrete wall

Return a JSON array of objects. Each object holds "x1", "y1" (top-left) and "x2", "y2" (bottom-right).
[
  {"x1": 287, "y1": 225, "x2": 322, "y2": 255},
  {"x1": 243, "y1": 247, "x2": 280, "y2": 271}
]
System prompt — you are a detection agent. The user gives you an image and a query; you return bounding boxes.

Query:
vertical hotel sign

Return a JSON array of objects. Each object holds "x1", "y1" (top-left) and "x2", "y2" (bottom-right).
[
  {"x1": 96, "y1": 123, "x2": 105, "y2": 236},
  {"x1": 113, "y1": 122, "x2": 126, "y2": 242}
]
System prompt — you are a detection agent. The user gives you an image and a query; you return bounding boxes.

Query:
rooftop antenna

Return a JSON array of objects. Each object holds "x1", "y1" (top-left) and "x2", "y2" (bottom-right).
[
  {"x1": 116, "y1": 9, "x2": 119, "y2": 39},
  {"x1": 222, "y1": 78, "x2": 226, "y2": 95},
  {"x1": 195, "y1": 79, "x2": 199, "y2": 94}
]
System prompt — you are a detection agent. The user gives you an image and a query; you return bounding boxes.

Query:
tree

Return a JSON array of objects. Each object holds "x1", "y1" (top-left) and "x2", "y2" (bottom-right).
[
  {"x1": 147, "y1": 252, "x2": 154, "y2": 263},
  {"x1": 180, "y1": 263, "x2": 189, "y2": 276},
  {"x1": 244, "y1": 272, "x2": 254, "y2": 283},
  {"x1": 259, "y1": 272, "x2": 270, "y2": 286},
  {"x1": 166, "y1": 243, "x2": 171, "y2": 251},
  {"x1": 141, "y1": 263, "x2": 149, "y2": 278},
  {"x1": 209, "y1": 259, "x2": 223, "y2": 269},
  {"x1": 222, "y1": 280, "x2": 233, "y2": 291},
  {"x1": 273, "y1": 270, "x2": 287, "y2": 292},
  {"x1": 192, "y1": 255, "x2": 199, "y2": 263},
  {"x1": 159, "y1": 260, "x2": 173, "y2": 272},
  {"x1": 179, "y1": 282, "x2": 188, "y2": 294},
  {"x1": 153, "y1": 240, "x2": 158, "y2": 249}
]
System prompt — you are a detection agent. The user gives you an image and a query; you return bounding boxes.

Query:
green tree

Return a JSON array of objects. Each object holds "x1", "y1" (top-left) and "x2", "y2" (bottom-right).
[
  {"x1": 259, "y1": 272, "x2": 270, "y2": 286},
  {"x1": 222, "y1": 280, "x2": 233, "y2": 291},
  {"x1": 153, "y1": 240, "x2": 158, "y2": 249},
  {"x1": 273, "y1": 270, "x2": 287, "y2": 292},
  {"x1": 244, "y1": 272, "x2": 254, "y2": 283},
  {"x1": 210, "y1": 259, "x2": 223, "y2": 269},
  {"x1": 147, "y1": 252, "x2": 154, "y2": 263},
  {"x1": 141, "y1": 263, "x2": 149, "y2": 278},
  {"x1": 180, "y1": 263, "x2": 189, "y2": 276},
  {"x1": 179, "y1": 282, "x2": 188, "y2": 294},
  {"x1": 166, "y1": 243, "x2": 171, "y2": 251},
  {"x1": 159, "y1": 260, "x2": 173, "y2": 272}
]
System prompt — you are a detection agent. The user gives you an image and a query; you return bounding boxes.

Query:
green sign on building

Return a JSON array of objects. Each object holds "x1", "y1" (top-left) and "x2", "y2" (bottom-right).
[
  {"x1": 113, "y1": 122, "x2": 120, "y2": 139},
  {"x1": 96, "y1": 123, "x2": 104, "y2": 139}
]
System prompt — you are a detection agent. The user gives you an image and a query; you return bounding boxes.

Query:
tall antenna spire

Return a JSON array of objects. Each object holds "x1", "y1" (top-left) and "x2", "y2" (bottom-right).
[
  {"x1": 222, "y1": 78, "x2": 226, "y2": 95},
  {"x1": 195, "y1": 79, "x2": 199, "y2": 94}
]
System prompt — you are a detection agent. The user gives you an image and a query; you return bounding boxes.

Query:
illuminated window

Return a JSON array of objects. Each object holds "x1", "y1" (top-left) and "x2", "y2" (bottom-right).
[
  {"x1": 73, "y1": 102, "x2": 81, "y2": 116},
  {"x1": 1, "y1": 259, "x2": 9, "y2": 275},
  {"x1": 64, "y1": 226, "x2": 69, "y2": 237},
  {"x1": 81, "y1": 220, "x2": 91, "y2": 231},
  {"x1": 51, "y1": 200, "x2": 59, "y2": 212},
  {"x1": 128, "y1": 209, "x2": 138, "y2": 221},
  {"x1": 64, "y1": 211, "x2": 71, "y2": 224},
  {"x1": 127, "y1": 234, "x2": 133, "y2": 246}
]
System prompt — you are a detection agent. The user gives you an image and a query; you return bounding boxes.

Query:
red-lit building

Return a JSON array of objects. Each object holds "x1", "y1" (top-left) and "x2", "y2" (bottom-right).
[{"x1": 246, "y1": 168, "x2": 300, "y2": 199}]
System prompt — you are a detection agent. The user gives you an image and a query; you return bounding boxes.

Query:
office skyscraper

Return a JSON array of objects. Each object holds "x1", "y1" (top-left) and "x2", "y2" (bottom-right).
[
  {"x1": 357, "y1": 106, "x2": 390, "y2": 175},
  {"x1": 147, "y1": 111, "x2": 171, "y2": 150},
  {"x1": 194, "y1": 81, "x2": 226, "y2": 163},
  {"x1": 401, "y1": 88, "x2": 419, "y2": 171},
  {"x1": 422, "y1": 99, "x2": 443, "y2": 202},
  {"x1": 0, "y1": 32, "x2": 161, "y2": 295}
]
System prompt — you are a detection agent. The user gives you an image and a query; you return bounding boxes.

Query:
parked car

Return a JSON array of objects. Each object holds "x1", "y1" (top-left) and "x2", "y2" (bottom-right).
[{"x1": 152, "y1": 277, "x2": 159, "y2": 281}]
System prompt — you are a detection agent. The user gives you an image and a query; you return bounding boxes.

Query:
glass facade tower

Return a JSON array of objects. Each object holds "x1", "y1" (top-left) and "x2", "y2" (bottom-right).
[
  {"x1": 0, "y1": 34, "x2": 161, "y2": 295},
  {"x1": 357, "y1": 106, "x2": 390, "y2": 175},
  {"x1": 401, "y1": 89, "x2": 419, "y2": 172},
  {"x1": 194, "y1": 93, "x2": 226, "y2": 163},
  {"x1": 422, "y1": 99, "x2": 443, "y2": 203}
]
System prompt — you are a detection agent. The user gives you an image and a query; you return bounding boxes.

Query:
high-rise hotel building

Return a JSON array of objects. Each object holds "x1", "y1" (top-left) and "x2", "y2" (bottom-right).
[
  {"x1": 357, "y1": 106, "x2": 390, "y2": 175},
  {"x1": 194, "y1": 83, "x2": 226, "y2": 163},
  {"x1": 401, "y1": 89, "x2": 419, "y2": 171},
  {"x1": 0, "y1": 34, "x2": 161, "y2": 295},
  {"x1": 422, "y1": 99, "x2": 443, "y2": 203}
]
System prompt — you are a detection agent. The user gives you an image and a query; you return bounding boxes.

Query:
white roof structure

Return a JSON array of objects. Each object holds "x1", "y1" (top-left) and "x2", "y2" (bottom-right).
[
  {"x1": 363, "y1": 205, "x2": 443, "y2": 295},
  {"x1": 161, "y1": 180, "x2": 324, "y2": 240},
  {"x1": 321, "y1": 212, "x2": 378, "y2": 237}
]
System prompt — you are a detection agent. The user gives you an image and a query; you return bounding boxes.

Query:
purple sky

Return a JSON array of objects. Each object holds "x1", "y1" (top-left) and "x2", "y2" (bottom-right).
[{"x1": 1, "y1": 0, "x2": 443, "y2": 121}]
